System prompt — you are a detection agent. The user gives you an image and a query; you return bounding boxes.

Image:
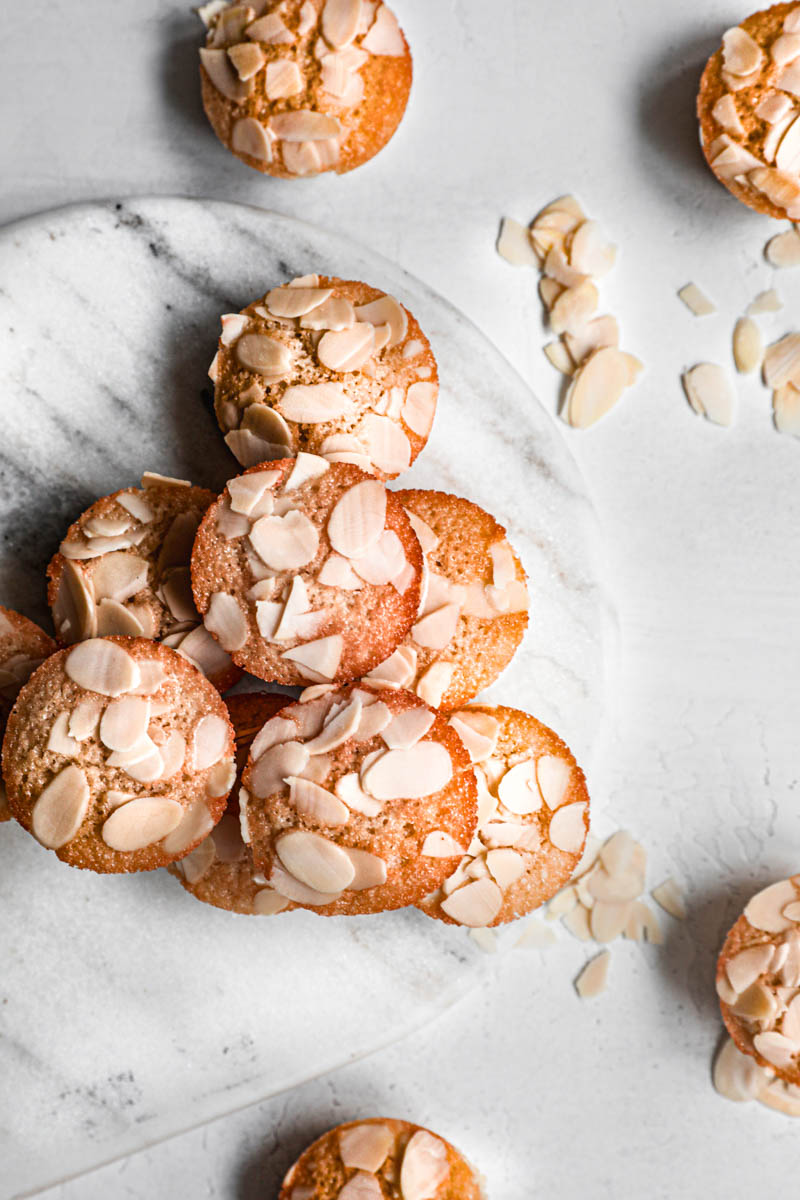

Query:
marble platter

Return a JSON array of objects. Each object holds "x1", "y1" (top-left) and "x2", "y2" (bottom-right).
[{"x1": 0, "y1": 198, "x2": 611, "y2": 1196}]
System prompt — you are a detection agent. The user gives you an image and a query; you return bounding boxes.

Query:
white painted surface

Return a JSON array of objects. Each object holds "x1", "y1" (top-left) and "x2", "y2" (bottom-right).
[{"x1": 2, "y1": 0, "x2": 800, "y2": 1196}]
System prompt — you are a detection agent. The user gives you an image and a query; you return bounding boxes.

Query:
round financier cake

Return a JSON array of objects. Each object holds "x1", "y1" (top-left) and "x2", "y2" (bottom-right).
[
  {"x1": 0, "y1": 608, "x2": 57, "y2": 821},
  {"x1": 419, "y1": 705, "x2": 590, "y2": 928},
  {"x1": 210, "y1": 275, "x2": 438, "y2": 478},
  {"x1": 2, "y1": 637, "x2": 236, "y2": 873},
  {"x1": 198, "y1": 0, "x2": 412, "y2": 178},
  {"x1": 191, "y1": 455, "x2": 423, "y2": 687},
  {"x1": 170, "y1": 690, "x2": 295, "y2": 914},
  {"x1": 279, "y1": 1118, "x2": 485, "y2": 1200},
  {"x1": 239, "y1": 683, "x2": 478, "y2": 916},
  {"x1": 47, "y1": 472, "x2": 239, "y2": 691},
  {"x1": 698, "y1": 4, "x2": 800, "y2": 219},
  {"x1": 716, "y1": 875, "x2": 800, "y2": 1084},
  {"x1": 362, "y1": 490, "x2": 529, "y2": 710}
]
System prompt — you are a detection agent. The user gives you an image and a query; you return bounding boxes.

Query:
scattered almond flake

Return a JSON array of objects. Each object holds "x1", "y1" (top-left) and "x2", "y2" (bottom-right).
[
  {"x1": 515, "y1": 920, "x2": 557, "y2": 949},
  {"x1": 562, "y1": 903, "x2": 592, "y2": 941},
  {"x1": 774, "y1": 383, "x2": 800, "y2": 435},
  {"x1": 469, "y1": 927, "x2": 498, "y2": 953},
  {"x1": 546, "y1": 884, "x2": 578, "y2": 920},
  {"x1": 732, "y1": 316, "x2": 763, "y2": 375},
  {"x1": 766, "y1": 227, "x2": 800, "y2": 267},
  {"x1": 575, "y1": 950, "x2": 610, "y2": 998},
  {"x1": 565, "y1": 347, "x2": 643, "y2": 429},
  {"x1": 496, "y1": 217, "x2": 539, "y2": 267},
  {"x1": 678, "y1": 282, "x2": 716, "y2": 316},
  {"x1": 569, "y1": 220, "x2": 616, "y2": 277},
  {"x1": 682, "y1": 362, "x2": 736, "y2": 426},
  {"x1": 651, "y1": 877, "x2": 686, "y2": 920},
  {"x1": 543, "y1": 341, "x2": 574, "y2": 375},
  {"x1": 763, "y1": 332, "x2": 800, "y2": 388},
  {"x1": 747, "y1": 288, "x2": 783, "y2": 315},
  {"x1": 538, "y1": 277, "x2": 563, "y2": 311}
]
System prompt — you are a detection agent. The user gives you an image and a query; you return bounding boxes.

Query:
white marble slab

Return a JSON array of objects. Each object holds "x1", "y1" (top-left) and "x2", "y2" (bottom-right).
[{"x1": 0, "y1": 198, "x2": 609, "y2": 1196}]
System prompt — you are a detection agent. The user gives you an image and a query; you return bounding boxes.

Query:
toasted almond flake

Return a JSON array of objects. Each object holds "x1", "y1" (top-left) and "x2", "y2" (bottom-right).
[
  {"x1": 766, "y1": 228, "x2": 800, "y2": 267},
  {"x1": 334, "y1": 771, "x2": 383, "y2": 816},
  {"x1": 548, "y1": 801, "x2": 587, "y2": 853},
  {"x1": 682, "y1": 362, "x2": 736, "y2": 426},
  {"x1": 328, "y1": 480, "x2": 386, "y2": 558},
  {"x1": 95, "y1": 599, "x2": 145, "y2": 637},
  {"x1": 722, "y1": 25, "x2": 764, "y2": 75},
  {"x1": 363, "y1": 645, "x2": 417, "y2": 690},
  {"x1": 228, "y1": 40, "x2": 266, "y2": 81},
  {"x1": 745, "y1": 879, "x2": 800, "y2": 933},
  {"x1": 102, "y1": 796, "x2": 184, "y2": 852},
  {"x1": 486, "y1": 847, "x2": 525, "y2": 890},
  {"x1": 381, "y1": 707, "x2": 435, "y2": 751},
  {"x1": 338, "y1": 1173, "x2": 383, "y2": 1200},
  {"x1": 776, "y1": 114, "x2": 800, "y2": 176},
  {"x1": 749, "y1": 166, "x2": 800, "y2": 216},
  {"x1": 305, "y1": 697, "x2": 362, "y2": 753},
  {"x1": 211, "y1": 4, "x2": 255, "y2": 45},
  {"x1": 448, "y1": 711, "x2": 498, "y2": 763},
  {"x1": 178, "y1": 625, "x2": 233, "y2": 679},
  {"x1": 758, "y1": 1078, "x2": 800, "y2": 1116},
  {"x1": 539, "y1": 277, "x2": 564, "y2": 311},
  {"x1": 363, "y1": 741, "x2": 452, "y2": 801},
  {"x1": 404, "y1": 510, "x2": 438, "y2": 555},
  {"x1": 562, "y1": 902, "x2": 592, "y2": 940},
  {"x1": 249, "y1": 509, "x2": 319, "y2": 572},
  {"x1": 651, "y1": 877, "x2": 686, "y2": 920},
  {"x1": 231, "y1": 116, "x2": 274, "y2": 161},
  {"x1": 282, "y1": 140, "x2": 324, "y2": 176},
  {"x1": 496, "y1": 217, "x2": 540, "y2": 267},
  {"x1": 91, "y1": 552, "x2": 148, "y2": 604},
  {"x1": 361, "y1": 3, "x2": 404, "y2": 54},
  {"x1": 339, "y1": 1124, "x2": 394, "y2": 1173},
  {"x1": 678, "y1": 282, "x2": 716, "y2": 316},
  {"x1": 251, "y1": 740, "x2": 309, "y2": 798},
  {"x1": 31, "y1": 765, "x2": 90, "y2": 849},
  {"x1": 549, "y1": 279, "x2": 599, "y2": 337},
  {"x1": 161, "y1": 800, "x2": 214, "y2": 855},
  {"x1": 543, "y1": 341, "x2": 574, "y2": 375},
  {"x1": 773, "y1": 32, "x2": 800, "y2": 66},
  {"x1": 199, "y1": 46, "x2": 253, "y2": 101},
  {"x1": 271, "y1": 111, "x2": 340, "y2": 143},
  {"x1": 262, "y1": 58, "x2": 303, "y2": 99},
  {"x1": 245, "y1": 11, "x2": 293, "y2": 41},
  {"x1": 52, "y1": 560, "x2": 96, "y2": 641},
  {"x1": 712, "y1": 141, "x2": 765, "y2": 179},
  {"x1": 344, "y1": 847, "x2": 387, "y2": 891},
  {"x1": 569, "y1": 219, "x2": 616, "y2": 276},
  {"x1": 300, "y1": 296, "x2": 356, "y2": 333},
  {"x1": 265, "y1": 286, "x2": 334, "y2": 319},
  {"x1": 730, "y1": 316, "x2": 763, "y2": 377},
  {"x1": 566, "y1": 347, "x2": 642, "y2": 429},
  {"x1": 268, "y1": 861, "x2": 342, "y2": 906},
  {"x1": 202, "y1": 591, "x2": 248, "y2": 653},
  {"x1": 158, "y1": 730, "x2": 187, "y2": 781},
  {"x1": 250, "y1": 715, "x2": 298, "y2": 760},
  {"x1": 513, "y1": 920, "x2": 556, "y2": 949},
  {"x1": 765, "y1": 335, "x2": 800, "y2": 394},
  {"x1": 228, "y1": 470, "x2": 280, "y2": 516},
  {"x1": 787, "y1": 10, "x2": 800, "y2": 34},
  {"x1": 355, "y1": 700, "x2": 391, "y2": 740},
  {"x1": 402, "y1": 382, "x2": 437, "y2": 438},
  {"x1": 575, "y1": 950, "x2": 610, "y2": 998},
  {"x1": 754, "y1": 1030, "x2": 800, "y2": 1070},
  {"x1": 287, "y1": 776, "x2": 349, "y2": 825},
  {"x1": 534, "y1": 194, "x2": 585, "y2": 224},
  {"x1": 353, "y1": 294, "x2": 408, "y2": 348},
  {"x1": 191, "y1": 714, "x2": 230, "y2": 772},
  {"x1": 68, "y1": 699, "x2": 101, "y2": 741},
  {"x1": 321, "y1": 0, "x2": 360, "y2": 47},
  {"x1": 440, "y1": 877, "x2": 503, "y2": 927},
  {"x1": 65, "y1": 639, "x2": 139, "y2": 696},
  {"x1": 317, "y1": 552, "x2": 364, "y2": 590},
  {"x1": 282, "y1": 634, "x2": 343, "y2": 682},
  {"x1": 712, "y1": 93, "x2": 745, "y2": 135},
  {"x1": 410, "y1": 603, "x2": 460, "y2": 651},
  {"x1": 278, "y1": 384, "x2": 353, "y2": 426},
  {"x1": 421, "y1": 830, "x2": 464, "y2": 857},
  {"x1": 99, "y1": 696, "x2": 151, "y2": 753},
  {"x1": 726, "y1": 944, "x2": 775, "y2": 995},
  {"x1": 196, "y1": 0, "x2": 228, "y2": 28},
  {"x1": 415, "y1": 660, "x2": 454, "y2": 707},
  {"x1": 497, "y1": 760, "x2": 540, "y2": 815},
  {"x1": 350, "y1": 529, "x2": 406, "y2": 586},
  {"x1": 237, "y1": 334, "x2": 293, "y2": 380},
  {"x1": 276, "y1": 828, "x2": 355, "y2": 892},
  {"x1": 765, "y1": 112, "x2": 797, "y2": 163}
]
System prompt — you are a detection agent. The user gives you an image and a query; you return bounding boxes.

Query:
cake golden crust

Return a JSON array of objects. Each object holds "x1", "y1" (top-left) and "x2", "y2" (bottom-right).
[{"x1": 0, "y1": 608, "x2": 57, "y2": 821}]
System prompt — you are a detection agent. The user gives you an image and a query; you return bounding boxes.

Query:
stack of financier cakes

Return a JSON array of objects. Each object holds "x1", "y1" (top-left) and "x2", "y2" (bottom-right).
[{"x1": 0, "y1": 272, "x2": 591, "y2": 934}]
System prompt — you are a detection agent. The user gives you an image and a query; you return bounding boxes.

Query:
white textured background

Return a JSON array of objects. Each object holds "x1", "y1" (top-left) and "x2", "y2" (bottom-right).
[{"x1": 3, "y1": 1, "x2": 800, "y2": 1197}]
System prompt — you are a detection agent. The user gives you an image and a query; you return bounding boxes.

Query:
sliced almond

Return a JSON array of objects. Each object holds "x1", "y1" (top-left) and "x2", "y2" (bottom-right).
[
  {"x1": 265, "y1": 58, "x2": 303, "y2": 99},
  {"x1": 754, "y1": 1030, "x2": 800, "y2": 1071},
  {"x1": 304, "y1": 697, "x2": 362, "y2": 753},
  {"x1": 361, "y1": 3, "x2": 404, "y2": 54},
  {"x1": 575, "y1": 950, "x2": 610, "y2": 998},
  {"x1": 410, "y1": 602, "x2": 460, "y2": 651},
  {"x1": 543, "y1": 341, "x2": 574, "y2": 375},
  {"x1": 116, "y1": 491, "x2": 154, "y2": 523},
  {"x1": 364, "y1": 645, "x2": 417, "y2": 690},
  {"x1": 776, "y1": 114, "x2": 800, "y2": 176},
  {"x1": 651, "y1": 877, "x2": 687, "y2": 920},
  {"x1": 766, "y1": 228, "x2": 800, "y2": 267},
  {"x1": 543, "y1": 244, "x2": 588, "y2": 288},
  {"x1": 625, "y1": 900, "x2": 662, "y2": 944},
  {"x1": 399, "y1": 1131, "x2": 449, "y2": 1200},
  {"x1": 421, "y1": 830, "x2": 464, "y2": 857},
  {"x1": 733, "y1": 316, "x2": 763, "y2": 375},
  {"x1": 242, "y1": 401, "x2": 294, "y2": 448},
  {"x1": 251, "y1": 740, "x2": 309, "y2": 797},
  {"x1": 252, "y1": 888, "x2": 290, "y2": 915},
  {"x1": 53, "y1": 560, "x2": 97, "y2": 641},
  {"x1": 102, "y1": 796, "x2": 184, "y2": 852},
  {"x1": 711, "y1": 141, "x2": 764, "y2": 179},
  {"x1": 31, "y1": 765, "x2": 90, "y2": 849},
  {"x1": 281, "y1": 140, "x2": 324, "y2": 175},
  {"x1": 265, "y1": 286, "x2": 333, "y2": 319},
  {"x1": 539, "y1": 276, "x2": 563, "y2": 311},
  {"x1": 536, "y1": 754, "x2": 571, "y2": 810},
  {"x1": 317, "y1": 323, "x2": 375, "y2": 374},
  {"x1": 447, "y1": 711, "x2": 498, "y2": 763},
  {"x1": 564, "y1": 314, "x2": 619, "y2": 365},
  {"x1": 726, "y1": 944, "x2": 776, "y2": 995},
  {"x1": 678, "y1": 282, "x2": 716, "y2": 316},
  {"x1": 199, "y1": 46, "x2": 252, "y2": 101},
  {"x1": 228, "y1": 470, "x2": 280, "y2": 516},
  {"x1": 203, "y1": 592, "x2": 248, "y2": 653},
  {"x1": 569, "y1": 220, "x2": 616, "y2": 276},
  {"x1": 160, "y1": 731, "x2": 187, "y2": 780},
  {"x1": 338, "y1": 1173, "x2": 383, "y2": 1200},
  {"x1": 161, "y1": 800, "x2": 214, "y2": 855},
  {"x1": 268, "y1": 861, "x2": 342, "y2": 906},
  {"x1": 249, "y1": 509, "x2": 319, "y2": 571},
  {"x1": 91, "y1": 552, "x2": 148, "y2": 605},
  {"x1": 714, "y1": 1036, "x2": 769, "y2": 1102},
  {"x1": 321, "y1": 0, "x2": 360, "y2": 47},
  {"x1": 548, "y1": 802, "x2": 587, "y2": 853},
  {"x1": 271, "y1": 111, "x2": 340, "y2": 143},
  {"x1": 363, "y1": 741, "x2": 452, "y2": 800},
  {"x1": 68, "y1": 699, "x2": 102, "y2": 741},
  {"x1": 749, "y1": 166, "x2": 800, "y2": 216},
  {"x1": 414, "y1": 660, "x2": 454, "y2": 707},
  {"x1": 722, "y1": 25, "x2": 764, "y2": 75},
  {"x1": 231, "y1": 116, "x2": 274, "y2": 161},
  {"x1": 354, "y1": 294, "x2": 408, "y2": 346},
  {"x1": 350, "y1": 529, "x2": 407, "y2": 586},
  {"x1": 339, "y1": 1124, "x2": 394, "y2": 1173},
  {"x1": 300, "y1": 296, "x2": 356, "y2": 331},
  {"x1": 95, "y1": 599, "x2": 145, "y2": 637},
  {"x1": 566, "y1": 347, "x2": 642, "y2": 429},
  {"x1": 486, "y1": 847, "x2": 525, "y2": 890},
  {"x1": 356, "y1": 414, "x2": 410, "y2": 475},
  {"x1": 440, "y1": 877, "x2": 503, "y2": 927},
  {"x1": 191, "y1": 714, "x2": 230, "y2": 771},
  {"x1": 99, "y1": 695, "x2": 151, "y2": 752},
  {"x1": 381, "y1": 707, "x2": 435, "y2": 751},
  {"x1": 334, "y1": 771, "x2": 383, "y2": 816},
  {"x1": 682, "y1": 362, "x2": 736, "y2": 426},
  {"x1": 712, "y1": 93, "x2": 745, "y2": 135},
  {"x1": 245, "y1": 12, "x2": 293, "y2": 42},
  {"x1": 328, "y1": 480, "x2": 386, "y2": 558},
  {"x1": 236, "y1": 333, "x2": 293, "y2": 377},
  {"x1": 178, "y1": 625, "x2": 234, "y2": 678},
  {"x1": 287, "y1": 776, "x2": 349, "y2": 825},
  {"x1": 745, "y1": 879, "x2": 800, "y2": 933},
  {"x1": 278, "y1": 382, "x2": 352, "y2": 423},
  {"x1": 228, "y1": 41, "x2": 266, "y2": 81},
  {"x1": 65, "y1": 639, "x2": 139, "y2": 696},
  {"x1": 276, "y1": 828, "x2": 355, "y2": 892},
  {"x1": 402, "y1": 382, "x2": 437, "y2": 438},
  {"x1": 282, "y1": 635, "x2": 343, "y2": 681},
  {"x1": 549, "y1": 279, "x2": 599, "y2": 336},
  {"x1": 344, "y1": 847, "x2": 387, "y2": 890},
  {"x1": 497, "y1": 760, "x2": 540, "y2": 815},
  {"x1": 250, "y1": 714, "x2": 297, "y2": 759},
  {"x1": 317, "y1": 552, "x2": 364, "y2": 590}
]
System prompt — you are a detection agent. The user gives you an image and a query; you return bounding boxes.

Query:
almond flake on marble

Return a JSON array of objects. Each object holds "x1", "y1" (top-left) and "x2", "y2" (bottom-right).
[
  {"x1": 236, "y1": 332, "x2": 293, "y2": 376},
  {"x1": 731, "y1": 316, "x2": 763, "y2": 375},
  {"x1": 714, "y1": 1036, "x2": 770, "y2": 1102},
  {"x1": 745, "y1": 879, "x2": 800, "y2": 933},
  {"x1": 677, "y1": 282, "x2": 716, "y2": 316},
  {"x1": 245, "y1": 11, "x2": 293, "y2": 42},
  {"x1": 282, "y1": 634, "x2": 343, "y2": 681},
  {"x1": 353, "y1": 294, "x2": 408, "y2": 347},
  {"x1": 682, "y1": 362, "x2": 736, "y2": 426},
  {"x1": 561, "y1": 902, "x2": 592, "y2": 940},
  {"x1": 381, "y1": 707, "x2": 435, "y2": 751},
  {"x1": 339, "y1": 1123, "x2": 394, "y2": 1173},
  {"x1": 440, "y1": 877, "x2": 503, "y2": 927},
  {"x1": 722, "y1": 26, "x2": 764, "y2": 75},
  {"x1": 328, "y1": 480, "x2": 386, "y2": 558},
  {"x1": 712, "y1": 93, "x2": 745, "y2": 135},
  {"x1": 590, "y1": 898, "x2": 631, "y2": 943},
  {"x1": 575, "y1": 949, "x2": 610, "y2": 998},
  {"x1": 651, "y1": 877, "x2": 686, "y2": 920},
  {"x1": 228, "y1": 40, "x2": 266, "y2": 81},
  {"x1": 564, "y1": 346, "x2": 642, "y2": 427},
  {"x1": 287, "y1": 776, "x2": 349, "y2": 825},
  {"x1": 623, "y1": 900, "x2": 662, "y2": 943},
  {"x1": 361, "y1": 3, "x2": 404, "y2": 54},
  {"x1": 548, "y1": 801, "x2": 587, "y2": 853},
  {"x1": 415, "y1": 660, "x2": 454, "y2": 707},
  {"x1": 569, "y1": 219, "x2": 616, "y2": 276},
  {"x1": 276, "y1": 828, "x2": 355, "y2": 892},
  {"x1": 362, "y1": 741, "x2": 452, "y2": 800},
  {"x1": 765, "y1": 227, "x2": 800, "y2": 267},
  {"x1": 31, "y1": 765, "x2": 90, "y2": 849},
  {"x1": 102, "y1": 796, "x2": 184, "y2": 852},
  {"x1": 200, "y1": 47, "x2": 253, "y2": 101},
  {"x1": 564, "y1": 315, "x2": 619, "y2": 366},
  {"x1": 364, "y1": 644, "x2": 417, "y2": 689},
  {"x1": 587, "y1": 865, "x2": 643, "y2": 904},
  {"x1": 764, "y1": 333, "x2": 800, "y2": 389},
  {"x1": 65, "y1": 638, "x2": 140, "y2": 696}
]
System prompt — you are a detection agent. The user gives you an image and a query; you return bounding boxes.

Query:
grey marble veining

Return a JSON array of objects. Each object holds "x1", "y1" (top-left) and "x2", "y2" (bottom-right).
[{"x1": 0, "y1": 198, "x2": 609, "y2": 1196}]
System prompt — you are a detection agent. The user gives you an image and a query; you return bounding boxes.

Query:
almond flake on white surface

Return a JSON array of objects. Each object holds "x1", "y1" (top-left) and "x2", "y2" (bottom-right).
[
  {"x1": 549, "y1": 279, "x2": 599, "y2": 336},
  {"x1": 712, "y1": 93, "x2": 745, "y2": 135},
  {"x1": 566, "y1": 347, "x2": 642, "y2": 429},
  {"x1": 682, "y1": 362, "x2": 736, "y2": 426},
  {"x1": 731, "y1": 316, "x2": 763, "y2": 375},
  {"x1": 543, "y1": 341, "x2": 574, "y2": 374},
  {"x1": 568, "y1": 219, "x2": 616, "y2": 276},
  {"x1": 765, "y1": 227, "x2": 800, "y2": 266},
  {"x1": 575, "y1": 949, "x2": 610, "y2": 998},
  {"x1": 31, "y1": 765, "x2": 90, "y2": 849},
  {"x1": 515, "y1": 920, "x2": 557, "y2": 949},
  {"x1": 678, "y1": 282, "x2": 716, "y2": 316},
  {"x1": 651, "y1": 877, "x2": 686, "y2": 920},
  {"x1": 538, "y1": 276, "x2": 563, "y2": 311},
  {"x1": 564, "y1": 314, "x2": 619, "y2": 365},
  {"x1": 543, "y1": 244, "x2": 588, "y2": 289},
  {"x1": 546, "y1": 885, "x2": 578, "y2": 919},
  {"x1": 775, "y1": 382, "x2": 800, "y2": 435},
  {"x1": 763, "y1": 333, "x2": 800, "y2": 388},
  {"x1": 624, "y1": 900, "x2": 662, "y2": 943},
  {"x1": 496, "y1": 217, "x2": 540, "y2": 267},
  {"x1": 562, "y1": 903, "x2": 592, "y2": 941}
]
